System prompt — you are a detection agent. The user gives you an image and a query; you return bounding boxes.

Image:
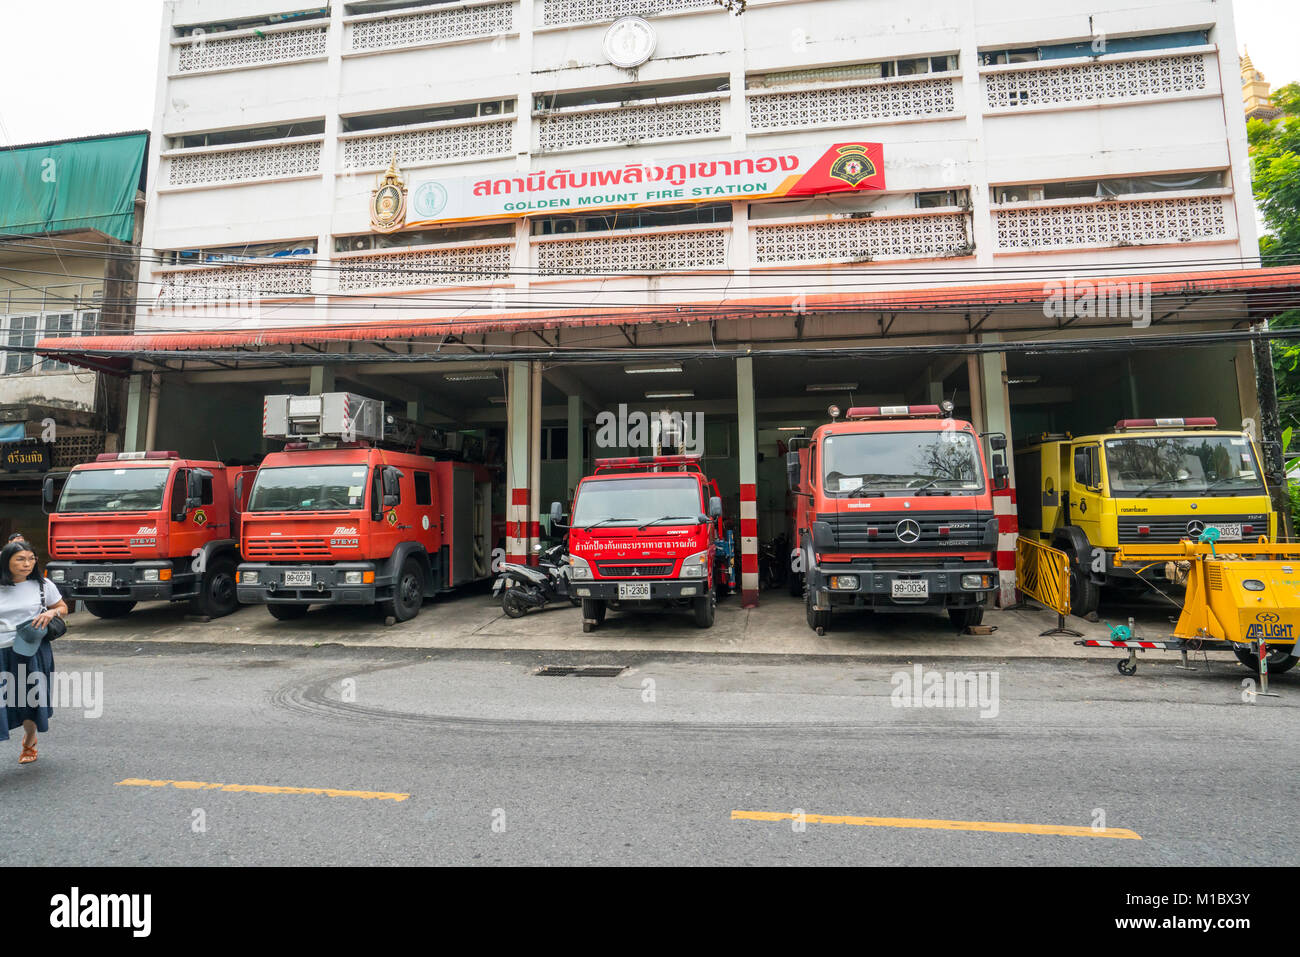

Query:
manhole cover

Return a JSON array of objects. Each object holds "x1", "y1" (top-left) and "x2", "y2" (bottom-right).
[{"x1": 534, "y1": 665, "x2": 627, "y2": 677}]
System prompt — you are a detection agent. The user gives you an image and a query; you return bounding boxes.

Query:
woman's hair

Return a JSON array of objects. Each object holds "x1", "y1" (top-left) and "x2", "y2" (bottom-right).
[{"x1": 0, "y1": 539, "x2": 42, "y2": 587}]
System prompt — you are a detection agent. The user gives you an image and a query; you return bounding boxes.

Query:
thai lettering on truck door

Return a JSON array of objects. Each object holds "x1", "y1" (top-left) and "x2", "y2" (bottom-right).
[{"x1": 1069, "y1": 443, "x2": 1103, "y2": 554}]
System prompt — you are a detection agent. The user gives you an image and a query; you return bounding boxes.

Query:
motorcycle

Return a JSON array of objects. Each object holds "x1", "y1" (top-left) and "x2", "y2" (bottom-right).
[{"x1": 493, "y1": 541, "x2": 580, "y2": 618}]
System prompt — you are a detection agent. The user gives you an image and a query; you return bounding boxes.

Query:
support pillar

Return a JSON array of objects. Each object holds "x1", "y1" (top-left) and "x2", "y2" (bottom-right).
[
  {"x1": 505, "y1": 361, "x2": 538, "y2": 565},
  {"x1": 979, "y1": 335, "x2": 1018, "y2": 608},
  {"x1": 529, "y1": 361, "x2": 542, "y2": 557},
  {"x1": 566, "y1": 393, "x2": 583, "y2": 501},
  {"x1": 123, "y1": 373, "x2": 151, "y2": 453},
  {"x1": 143, "y1": 373, "x2": 161, "y2": 452},
  {"x1": 737, "y1": 356, "x2": 759, "y2": 607},
  {"x1": 309, "y1": 365, "x2": 335, "y2": 395}
]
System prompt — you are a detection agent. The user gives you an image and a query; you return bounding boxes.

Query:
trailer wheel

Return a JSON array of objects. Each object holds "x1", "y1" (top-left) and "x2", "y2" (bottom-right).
[
  {"x1": 1117, "y1": 658, "x2": 1137, "y2": 676},
  {"x1": 268, "y1": 603, "x2": 309, "y2": 621},
  {"x1": 693, "y1": 595, "x2": 715, "y2": 628},
  {"x1": 382, "y1": 558, "x2": 425, "y2": 623},
  {"x1": 190, "y1": 557, "x2": 237, "y2": 618},
  {"x1": 805, "y1": 588, "x2": 830, "y2": 635},
  {"x1": 1233, "y1": 646, "x2": 1299, "y2": 675},
  {"x1": 84, "y1": 600, "x2": 136, "y2": 619}
]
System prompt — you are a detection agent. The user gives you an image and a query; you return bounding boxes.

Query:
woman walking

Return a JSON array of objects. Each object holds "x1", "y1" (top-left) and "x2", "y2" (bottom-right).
[{"x1": 0, "y1": 539, "x2": 68, "y2": 764}]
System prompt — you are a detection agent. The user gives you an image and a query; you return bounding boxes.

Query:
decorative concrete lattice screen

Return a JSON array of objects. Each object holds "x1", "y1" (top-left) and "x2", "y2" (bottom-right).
[
  {"x1": 156, "y1": 263, "x2": 315, "y2": 303},
  {"x1": 53, "y1": 433, "x2": 107, "y2": 469},
  {"x1": 168, "y1": 141, "x2": 323, "y2": 186},
  {"x1": 176, "y1": 25, "x2": 327, "y2": 72},
  {"x1": 535, "y1": 229, "x2": 729, "y2": 274},
  {"x1": 993, "y1": 196, "x2": 1229, "y2": 252},
  {"x1": 983, "y1": 54, "x2": 1208, "y2": 110},
  {"x1": 749, "y1": 77, "x2": 958, "y2": 130},
  {"x1": 537, "y1": 99, "x2": 723, "y2": 152},
  {"x1": 349, "y1": 2, "x2": 515, "y2": 51},
  {"x1": 336, "y1": 245, "x2": 513, "y2": 289},
  {"x1": 540, "y1": 0, "x2": 715, "y2": 27},
  {"x1": 342, "y1": 120, "x2": 514, "y2": 170},
  {"x1": 752, "y1": 213, "x2": 970, "y2": 265}
]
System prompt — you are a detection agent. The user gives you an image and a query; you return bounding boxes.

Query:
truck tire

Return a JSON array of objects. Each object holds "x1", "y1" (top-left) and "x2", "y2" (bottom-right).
[
  {"x1": 581, "y1": 598, "x2": 605, "y2": 633},
  {"x1": 949, "y1": 606, "x2": 984, "y2": 631},
  {"x1": 1069, "y1": 556, "x2": 1100, "y2": 619},
  {"x1": 788, "y1": 571, "x2": 804, "y2": 598},
  {"x1": 268, "y1": 603, "x2": 309, "y2": 621},
  {"x1": 1233, "y1": 646, "x2": 1299, "y2": 675},
  {"x1": 381, "y1": 557, "x2": 425, "y2": 623},
  {"x1": 85, "y1": 600, "x2": 135, "y2": 619},
  {"x1": 190, "y1": 557, "x2": 238, "y2": 618},
  {"x1": 805, "y1": 588, "x2": 830, "y2": 635},
  {"x1": 693, "y1": 595, "x2": 715, "y2": 628}
]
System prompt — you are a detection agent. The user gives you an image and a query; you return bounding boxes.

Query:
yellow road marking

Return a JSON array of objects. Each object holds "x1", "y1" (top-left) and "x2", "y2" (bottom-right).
[
  {"x1": 731, "y1": 810, "x2": 1140, "y2": 840},
  {"x1": 117, "y1": 778, "x2": 408, "y2": 802}
]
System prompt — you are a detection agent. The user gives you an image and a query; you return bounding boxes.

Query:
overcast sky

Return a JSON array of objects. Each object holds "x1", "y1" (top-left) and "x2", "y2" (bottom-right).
[{"x1": 0, "y1": 0, "x2": 1296, "y2": 144}]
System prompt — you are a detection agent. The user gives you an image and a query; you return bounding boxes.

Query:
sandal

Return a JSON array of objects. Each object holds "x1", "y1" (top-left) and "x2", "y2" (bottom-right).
[{"x1": 19, "y1": 742, "x2": 37, "y2": 764}]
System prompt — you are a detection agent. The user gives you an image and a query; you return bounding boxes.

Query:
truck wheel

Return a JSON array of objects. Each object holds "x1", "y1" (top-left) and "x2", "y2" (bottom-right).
[
  {"x1": 190, "y1": 557, "x2": 238, "y2": 618},
  {"x1": 693, "y1": 595, "x2": 715, "y2": 628},
  {"x1": 84, "y1": 600, "x2": 136, "y2": 619},
  {"x1": 1233, "y1": 646, "x2": 1299, "y2": 675},
  {"x1": 788, "y1": 572, "x2": 804, "y2": 598},
  {"x1": 581, "y1": 598, "x2": 605, "y2": 633},
  {"x1": 381, "y1": 558, "x2": 425, "y2": 623},
  {"x1": 268, "y1": 603, "x2": 309, "y2": 621},
  {"x1": 805, "y1": 589, "x2": 830, "y2": 635},
  {"x1": 949, "y1": 606, "x2": 984, "y2": 631},
  {"x1": 1069, "y1": 557, "x2": 1100, "y2": 618}
]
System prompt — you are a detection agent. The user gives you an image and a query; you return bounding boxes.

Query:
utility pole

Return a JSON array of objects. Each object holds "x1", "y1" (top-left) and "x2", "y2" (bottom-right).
[{"x1": 1253, "y1": 319, "x2": 1292, "y2": 540}]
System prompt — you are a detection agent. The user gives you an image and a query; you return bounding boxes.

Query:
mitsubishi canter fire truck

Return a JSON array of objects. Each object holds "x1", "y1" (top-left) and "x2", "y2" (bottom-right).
[
  {"x1": 553, "y1": 454, "x2": 725, "y2": 632},
  {"x1": 788, "y1": 404, "x2": 1007, "y2": 634},
  {"x1": 1016, "y1": 417, "x2": 1277, "y2": 617},
  {"x1": 237, "y1": 393, "x2": 494, "y2": 622},
  {"x1": 44, "y1": 451, "x2": 254, "y2": 619}
]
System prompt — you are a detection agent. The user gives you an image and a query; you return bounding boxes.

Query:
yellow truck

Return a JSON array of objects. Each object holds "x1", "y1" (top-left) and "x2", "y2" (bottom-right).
[{"x1": 1015, "y1": 418, "x2": 1277, "y2": 617}]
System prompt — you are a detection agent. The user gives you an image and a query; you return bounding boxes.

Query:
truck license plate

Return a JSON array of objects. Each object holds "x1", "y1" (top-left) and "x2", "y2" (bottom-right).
[
  {"x1": 1208, "y1": 523, "x2": 1242, "y2": 541},
  {"x1": 618, "y1": 582, "x2": 651, "y2": 600},
  {"x1": 891, "y1": 579, "x2": 928, "y2": 599},
  {"x1": 283, "y1": 571, "x2": 313, "y2": 587},
  {"x1": 87, "y1": 572, "x2": 112, "y2": 587}
]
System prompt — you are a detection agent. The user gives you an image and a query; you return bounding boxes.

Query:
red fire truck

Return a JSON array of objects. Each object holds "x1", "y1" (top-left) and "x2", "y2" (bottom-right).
[
  {"x1": 787, "y1": 404, "x2": 1007, "y2": 634},
  {"x1": 552, "y1": 454, "x2": 725, "y2": 632},
  {"x1": 236, "y1": 393, "x2": 494, "y2": 622},
  {"x1": 44, "y1": 451, "x2": 253, "y2": 619}
]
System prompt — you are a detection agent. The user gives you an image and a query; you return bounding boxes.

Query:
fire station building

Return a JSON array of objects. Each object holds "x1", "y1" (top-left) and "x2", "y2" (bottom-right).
[{"x1": 37, "y1": 0, "x2": 1300, "y2": 606}]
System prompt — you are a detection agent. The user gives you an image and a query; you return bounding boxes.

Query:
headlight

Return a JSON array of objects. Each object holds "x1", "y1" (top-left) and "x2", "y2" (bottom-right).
[
  {"x1": 50, "y1": 569, "x2": 65, "y2": 582},
  {"x1": 241, "y1": 570, "x2": 260, "y2": 585},
  {"x1": 569, "y1": 555, "x2": 591, "y2": 580},
  {"x1": 829, "y1": 575, "x2": 859, "y2": 590},
  {"x1": 1243, "y1": 579, "x2": 1265, "y2": 592},
  {"x1": 962, "y1": 574, "x2": 989, "y2": 590},
  {"x1": 344, "y1": 571, "x2": 363, "y2": 585},
  {"x1": 680, "y1": 550, "x2": 708, "y2": 578},
  {"x1": 141, "y1": 568, "x2": 160, "y2": 582}
]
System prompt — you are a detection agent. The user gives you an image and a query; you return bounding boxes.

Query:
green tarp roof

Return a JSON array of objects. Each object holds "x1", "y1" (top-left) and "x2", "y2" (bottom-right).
[{"x1": 0, "y1": 131, "x2": 148, "y2": 244}]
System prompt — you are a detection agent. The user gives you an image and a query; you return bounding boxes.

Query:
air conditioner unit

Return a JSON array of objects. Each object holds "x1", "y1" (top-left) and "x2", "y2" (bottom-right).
[
  {"x1": 1027, "y1": 187, "x2": 1045, "y2": 202},
  {"x1": 352, "y1": 237, "x2": 371, "y2": 251}
]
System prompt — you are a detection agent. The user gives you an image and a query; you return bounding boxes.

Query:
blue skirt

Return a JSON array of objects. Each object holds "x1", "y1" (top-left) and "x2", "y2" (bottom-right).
[{"x1": 0, "y1": 640, "x2": 54, "y2": 740}]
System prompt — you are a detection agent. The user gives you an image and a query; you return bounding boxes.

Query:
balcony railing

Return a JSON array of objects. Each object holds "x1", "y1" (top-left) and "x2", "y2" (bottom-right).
[
  {"x1": 749, "y1": 75, "x2": 960, "y2": 131},
  {"x1": 340, "y1": 117, "x2": 515, "y2": 171},
  {"x1": 751, "y1": 210, "x2": 971, "y2": 265},
  {"x1": 532, "y1": 225, "x2": 729, "y2": 274},
  {"x1": 538, "y1": 0, "x2": 716, "y2": 28},
  {"x1": 334, "y1": 242, "x2": 514, "y2": 290},
  {"x1": 991, "y1": 193, "x2": 1231, "y2": 253},
  {"x1": 165, "y1": 137, "x2": 324, "y2": 187},
  {"x1": 346, "y1": 1, "x2": 516, "y2": 52},
  {"x1": 536, "y1": 93, "x2": 724, "y2": 153},
  {"x1": 173, "y1": 22, "x2": 328, "y2": 74},
  {"x1": 154, "y1": 262, "x2": 315, "y2": 304},
  {"x1": 982, "y1": 50, "x2": 1210, "y2": 112}
]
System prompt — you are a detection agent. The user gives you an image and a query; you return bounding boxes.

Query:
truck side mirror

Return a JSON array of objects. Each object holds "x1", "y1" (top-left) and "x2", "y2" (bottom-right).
[
  {"x1": 989, "y1": 434, "x2": 1007, "y2": 451},
  {"x1": 382, "y1": 466, "x2": 402, "y2": 507},
  {"x1": 550, "y1": 501, "x2": 566, "y2": 528},
  {"x1": 708, "y1": 496, "x2": 723, "y2": 519},
  {"x1": 786, "y1": 451, "x2": 802, "y2": 492},
  {"x1": 187, "y1": 468, "x2": 211, "y2": 510},
  {"x1": 42, "y1": 474, "x2": 56, "y2": 513},
  {"x1": 234, "y1": 473, "x2": 245, "y2": 512},
  {"x1": 992, "y1": 454, "x2": 1009, "y2": 491}
]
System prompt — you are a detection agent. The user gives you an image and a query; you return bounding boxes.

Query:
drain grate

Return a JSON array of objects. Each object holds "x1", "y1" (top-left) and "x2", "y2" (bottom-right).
[{"x1": 534, "y1": 665, "x2": 627, "y2": 677}]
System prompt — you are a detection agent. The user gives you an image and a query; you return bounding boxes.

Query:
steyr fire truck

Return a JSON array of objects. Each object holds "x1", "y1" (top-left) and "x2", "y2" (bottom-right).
[
  {"x1": 237, "y1": 393, "x2": 494, "y2": 622},
  {"x1": 552, "y1": 454, "x2": 725, "y2": 632},
  {"x1": 44, "y1": 451, "x2": 253, "y2": 619},
  {"x1": 787, "y1": 404, "x2": 1007, "y2": 634}
]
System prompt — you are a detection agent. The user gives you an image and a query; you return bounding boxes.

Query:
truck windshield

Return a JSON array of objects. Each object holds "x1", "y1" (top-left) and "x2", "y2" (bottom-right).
[
  {"x1": 822, "y1": 431, "x2": 984, "y2": 496},
  {"x1": 249, "y1": 465, "x2": 369, "y2": 511},
  {"x1": 572, "y1": 477, "x2": 702, "y2": 528},
  {"x1": 1104, "y1": 436, "x2": 1264, "y2": 496},
  {"x1": 57, "y1": 467, "x2": 170, "y2": 512}
]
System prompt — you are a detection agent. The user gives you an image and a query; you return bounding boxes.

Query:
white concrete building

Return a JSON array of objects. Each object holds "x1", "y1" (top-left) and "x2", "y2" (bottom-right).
[{"x1": 41, "y1": 0, "x2": 1300, "y2": 605}]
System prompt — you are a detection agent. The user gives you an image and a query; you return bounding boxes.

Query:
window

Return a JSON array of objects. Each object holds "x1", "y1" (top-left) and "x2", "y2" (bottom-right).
[
  {"x1": 170, "y1": 470, "x2": 188, "y2": 519},
  {"x1": 535, "y1": 77, "x2": 727, "y2": 113},
  {"x1": 533, "y1": 203, "x2": 731, "y2": 236},
  {"x1": 916, "y1": 190, "x2": 964, "y2": 209},
  {"x1": 3, "y1": 316, "x2": 39, "y2": 374},
  {"x1": 175, "y1": 8, "x2": 328, "y2": 37},
  {"x1": 335, "y1": 223, "x2": 511, "y2": 253},
  {"x1": 174, "y1": 120, "x2": 325, "y2": 150},
  {"x1": 1074, "y1": 447, "x2": 1099, "y2": 489},
  {"x1": 163, "y1": 240, "x2": 317, "y2": 266},
  {"x1": 543, "y1": 427, "x2": 569, "y2": 462},
  {"x1": 415, "y1": 471, "x2": 432, "y2": 506},
  {"x1": 748, "y1": 55, "x2": 959, "y2": 89},
  {"x1": 994, "y1": 171, "x2": 1225, "y2": 205},
  {"x1": 980, "y1": 48, "x2": 1040, "y2": 66},
  {"x1": 342, "y1": 99, "x2": 516, "y2": 133},
  {"x1": 200, "y1": 473, "x2": 214, "y2": 506},
  {"x1": 40, "y1": 313, "x2": 76, "y2": 372}
]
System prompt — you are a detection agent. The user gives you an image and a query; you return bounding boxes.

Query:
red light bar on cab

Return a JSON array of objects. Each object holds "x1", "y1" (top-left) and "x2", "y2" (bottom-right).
[
  {"x1": 594, "y1": 454, "x2": 703, "y2": 468},
  {"x1": 846, "y1": 405, "x2": 943, "y2": 420},
  {"x1": 1113, "y1": 418, "x2": 1218, "y2": 431},
  {"x1": 93, "y1": 451, "x2": 179, "y2": 462}
]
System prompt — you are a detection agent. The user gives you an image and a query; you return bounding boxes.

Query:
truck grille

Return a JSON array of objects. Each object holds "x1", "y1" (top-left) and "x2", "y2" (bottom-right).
[
  {"x1": 595, "y1": 561, "x2": 675, "y2": 578},
  {"x1": 54, "y1": 538, "x2": 133, "y2": 558},
  {"x1": 1117, "y1": 514, "x2": 1268, "y2": 544},
  {"x1": 819, "y1": 511, "x2": 993, "y2": 550},
  {"x1": 243, "y1": 538, "x2": 333, "y2": 560}
]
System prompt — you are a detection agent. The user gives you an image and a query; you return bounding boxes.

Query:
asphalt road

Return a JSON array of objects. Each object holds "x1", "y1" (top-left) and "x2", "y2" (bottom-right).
[{"x1": 3, "y1": 641, "x2": 1296, "y2": 866}]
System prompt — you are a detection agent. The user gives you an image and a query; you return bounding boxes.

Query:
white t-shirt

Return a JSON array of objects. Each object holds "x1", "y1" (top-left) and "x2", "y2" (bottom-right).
[{"x1": 0, "y1": 578, "x2": 63, "y2": 649}]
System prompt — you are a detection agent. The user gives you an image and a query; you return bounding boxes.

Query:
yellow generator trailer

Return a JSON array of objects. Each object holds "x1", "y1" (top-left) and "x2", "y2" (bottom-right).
[{"x1": 1015, "y1": 418, "x2": 1276, "y2": 617}]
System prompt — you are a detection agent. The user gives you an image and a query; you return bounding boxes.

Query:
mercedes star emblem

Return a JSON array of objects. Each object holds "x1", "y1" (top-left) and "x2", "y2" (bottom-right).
[
  {"x1": 896, "y1": 519, "x2": 921, "y2": 544},
  {"x1": 1187, "y1": 520, "x2": 1205, "y2": 536}
]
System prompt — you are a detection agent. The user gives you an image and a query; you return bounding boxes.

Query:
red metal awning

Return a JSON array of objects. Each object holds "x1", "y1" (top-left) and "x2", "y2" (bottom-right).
[{"x1": 35, "y1": 265, "x2": 1300, "y2": 367}]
